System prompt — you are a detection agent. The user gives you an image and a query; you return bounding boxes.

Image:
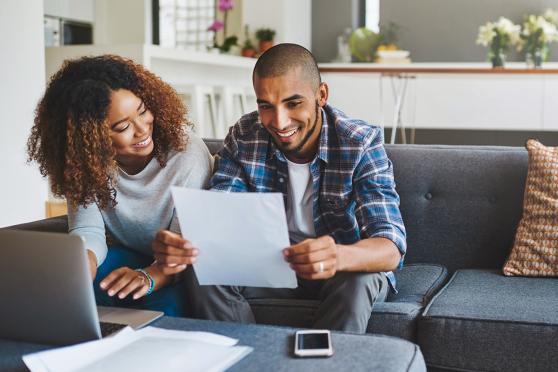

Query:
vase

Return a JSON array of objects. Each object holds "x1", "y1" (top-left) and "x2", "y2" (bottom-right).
[
  {"x1": 490, "y1": 50, "x2": 506, "y2": 68},
  {"x1": 241, "y1": 47, "x2": 257, "y2": 58},
  {"x1": 259, "y1": 40, "x2": 274, "y2": 54},
  {"x1": 526, "y1": 48, "x2": 543, "y2": 69}
]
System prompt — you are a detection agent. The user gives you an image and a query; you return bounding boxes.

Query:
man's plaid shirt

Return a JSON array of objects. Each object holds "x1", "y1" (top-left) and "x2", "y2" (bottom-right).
[{"x1": 209, "y1": 104, "x2": 407, "y2": 290}]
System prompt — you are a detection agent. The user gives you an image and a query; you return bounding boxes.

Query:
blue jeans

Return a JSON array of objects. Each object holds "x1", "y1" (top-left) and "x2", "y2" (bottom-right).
[{"x1": 93, "y1": 246, "x2": 188, "y2": 317}]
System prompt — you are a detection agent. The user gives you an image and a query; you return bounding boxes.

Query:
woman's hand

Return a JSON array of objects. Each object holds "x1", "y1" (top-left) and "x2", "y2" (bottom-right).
[
  {"x1": 99, "y1": 265, "x2": 173, "y2": 300},
  {"x1": 99, "y1": 267, "x2": 150, "y2": 300},
  {"x1": 152, "y1": 230, "x2": 199, "y2": 275}
]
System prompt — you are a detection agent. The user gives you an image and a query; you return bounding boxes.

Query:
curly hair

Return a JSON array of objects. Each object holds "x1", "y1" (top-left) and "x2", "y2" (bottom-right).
[{"x1": 28, "y1": 54, "x2": 190, "y2": 209}]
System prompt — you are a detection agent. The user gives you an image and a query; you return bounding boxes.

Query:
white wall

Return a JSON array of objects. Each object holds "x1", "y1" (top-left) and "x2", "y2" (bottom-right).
[
  {"x1": 312, "y1": 0, "x2": 359, "y2": 62},
  {"x1": 94, "y1": 0, "x2": 152, "y2": 44},
  {"x1": 242, "y1": 0, "x2": 312, "y2": 49},
  {"x1": 0, "y1": 0, "x2": 48, "y2": 226},
  {"x1": 381, "y1": 0, "x2": 558, "y2": 62},
  {"x1": 44, "y1": 0, "x2": 94, "y2": 22}
]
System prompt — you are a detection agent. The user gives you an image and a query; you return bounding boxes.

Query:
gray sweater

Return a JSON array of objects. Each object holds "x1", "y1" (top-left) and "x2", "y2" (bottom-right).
[{"x1": 68, "y1": 134, "x2": 213, "y2": 266}]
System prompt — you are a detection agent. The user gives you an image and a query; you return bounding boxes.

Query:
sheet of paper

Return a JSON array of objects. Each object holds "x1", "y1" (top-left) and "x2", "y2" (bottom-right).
[
  {"x1": 23, "y1": 326, "x2": 253, "y2": 372},
  {"x1": 171, "y1": 187, "x2": 297, "y2": 288}
]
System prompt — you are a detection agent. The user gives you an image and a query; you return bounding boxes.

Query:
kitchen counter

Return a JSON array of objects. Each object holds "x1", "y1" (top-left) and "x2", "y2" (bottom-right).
[{"x1": 319, "y1": 62, "x2": 558, "y2": 74}]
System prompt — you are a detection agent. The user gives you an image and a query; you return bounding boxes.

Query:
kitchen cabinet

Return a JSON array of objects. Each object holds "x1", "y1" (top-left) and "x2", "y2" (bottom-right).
[{"x1": 320, "y1": 63, "x2": 558, "y2": 132}]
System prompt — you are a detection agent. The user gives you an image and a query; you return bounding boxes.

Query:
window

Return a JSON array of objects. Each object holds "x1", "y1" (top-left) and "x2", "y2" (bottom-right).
[
  {"x1": 365, "y1": 0, "x2": 380, "y2": 32},
  {"x1": 159, "y1": 0, "x2": 216, "y2": 51}
]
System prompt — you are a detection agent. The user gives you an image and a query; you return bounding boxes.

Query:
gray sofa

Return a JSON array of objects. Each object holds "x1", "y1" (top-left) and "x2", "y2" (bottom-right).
[{"x1": 9, "y1": 141, "x2": 558, "y2": 372}]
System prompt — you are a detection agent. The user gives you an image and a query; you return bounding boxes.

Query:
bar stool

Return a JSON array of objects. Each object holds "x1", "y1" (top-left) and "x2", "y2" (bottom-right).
[
  {"x1": 379, "y1": 73, "x2": 417, "y2": 144},
  {"x1": 244, "y1": 86, "x2": 257, "y2": 111},
  {"x1": 174, "y1": 85, "x2": 219, "y2": 138},
  {"x1": 214, "y1": 85, "x2": 251, "y2": 138}
]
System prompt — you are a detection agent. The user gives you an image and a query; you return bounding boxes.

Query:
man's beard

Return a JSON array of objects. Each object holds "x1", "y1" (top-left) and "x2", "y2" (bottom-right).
[{"x1": 281, "y1": 100, "x2": 320, "y2": 157}]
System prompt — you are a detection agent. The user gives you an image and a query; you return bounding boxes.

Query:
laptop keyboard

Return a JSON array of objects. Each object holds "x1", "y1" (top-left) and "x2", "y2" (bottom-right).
[{"x1": 100, "y1": 321, "x2": 127, "y2": 337}]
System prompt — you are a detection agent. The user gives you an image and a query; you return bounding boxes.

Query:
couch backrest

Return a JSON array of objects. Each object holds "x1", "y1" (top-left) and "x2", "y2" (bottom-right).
[
  {"x1": 205, "y1": 140, "x2": 528, "y2": 272},
  {"x1": 386, "y1": 144, "x2": 527, "y2": 272},
  {"x1": 9, "y1": 140, "x2": 528, "y2": 273},
  {"x1": 204, "y1": 138, "x2": 225, "y2": 156}
]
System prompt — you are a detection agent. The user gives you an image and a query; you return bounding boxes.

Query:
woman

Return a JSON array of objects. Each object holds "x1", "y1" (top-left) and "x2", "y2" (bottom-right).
[{"x1": 27, "y1": 55, "x2": 213, "y2": 316}]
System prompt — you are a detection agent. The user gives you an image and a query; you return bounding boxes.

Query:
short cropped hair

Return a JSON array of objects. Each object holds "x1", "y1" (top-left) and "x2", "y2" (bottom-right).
[{"x1": 253, "y1": 43, "x2": 321, "y2": 91}]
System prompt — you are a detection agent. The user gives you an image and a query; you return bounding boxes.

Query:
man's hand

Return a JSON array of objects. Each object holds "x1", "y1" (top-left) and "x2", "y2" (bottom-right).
[
  {"x1": 283, "y1": 235, "x2": 339, "y2": 280},
  {"x1": 152, "y1": 229, "x2": 198, "y2": 275}
]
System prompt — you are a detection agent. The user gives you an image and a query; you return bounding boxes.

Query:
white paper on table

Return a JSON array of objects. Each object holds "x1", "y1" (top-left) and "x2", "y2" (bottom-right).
[
  {"x1": 171, "y1": 187, "x2": 297, "y2": 288},
  {"x1": 23, "y1": 326, "x2": 253, "y2": 372}
]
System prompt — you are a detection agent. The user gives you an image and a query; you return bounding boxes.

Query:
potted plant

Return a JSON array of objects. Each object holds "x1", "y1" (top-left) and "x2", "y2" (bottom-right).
[
  {"x1": 206, "y1": 0, "x2": 238, "y2": 54},
  {"x1": 241, "y1": 25, "x2": 257, "y2": 58},
  {"x1": 476, "y1": 17, "x2": 521, "y2": 68},
  {"x1": 518, "y1": 12, "x2": 558, "y2": 68},
  {"x1": 255, "y1": 28, "x2": 276, "y2": 53},
  {"x1": 348, "y1": 27, "x2": 380, "y2": 62},
  {"x1": 377, "y1": 22, "x2": 400, "y2": 51}
]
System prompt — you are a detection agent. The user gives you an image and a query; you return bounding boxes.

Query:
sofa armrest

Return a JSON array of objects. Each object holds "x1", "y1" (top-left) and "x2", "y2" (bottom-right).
[{"x1": 5, "y1": 215, "x2": 69, "y2": 234}]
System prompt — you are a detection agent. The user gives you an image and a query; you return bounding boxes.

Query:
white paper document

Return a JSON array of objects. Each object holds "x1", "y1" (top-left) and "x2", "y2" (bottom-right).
[
  {"x1": 171, "y1": 187, "x2": 298, "y2": 288},
  {"x1": 23, "y1": 326, "x2": 253, "y2": 372}
]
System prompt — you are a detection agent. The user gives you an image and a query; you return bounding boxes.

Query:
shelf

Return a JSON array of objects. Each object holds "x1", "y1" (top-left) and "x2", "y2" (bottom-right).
[
  {"x1": 45, "y1": 44, "x2": 256, "y2": 82},
  {"x1": 319, "y1": 62, "x2": 558, "y2": 74}
]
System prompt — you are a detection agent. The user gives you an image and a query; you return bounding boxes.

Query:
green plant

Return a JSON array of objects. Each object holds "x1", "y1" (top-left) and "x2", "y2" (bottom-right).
[
  {"x1": 379, "y1": 22, "x2": 400, "y2": 46},
  {"x1": 221, "y1": 35, "x2": 238, "y2": 52},
  {"x1": 349, "y1": 27, "x2": 380, "y2": 62},
  {"x1": 519, "y1": 14, "x2": 558, "y2": 64},
  {"x1": 243, "y1": 25, "x2": 255, "y2": 49},
  {"x1": 476, "y1": 17, "x2": 521, "y2": 67},
  {"x1": 243, "y1": 38, "x2": 255, "y2": 49},
  {"x1": 255, "y1": 28, "x2": 276, "y2": 41},
  {"x1": 207, "y1": 0, "x2": 238, "y2": 53}
]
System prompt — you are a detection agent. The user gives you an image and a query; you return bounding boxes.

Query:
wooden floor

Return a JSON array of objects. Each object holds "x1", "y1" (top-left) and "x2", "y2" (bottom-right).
[{"x1": 45, "y1": 201, "x2": 67, "y2": 218}]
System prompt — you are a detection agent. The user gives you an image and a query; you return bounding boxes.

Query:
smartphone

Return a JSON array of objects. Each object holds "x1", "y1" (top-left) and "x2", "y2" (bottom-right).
[{"x1": 294, "y1": 330, "x2": 333, "y2": 357}]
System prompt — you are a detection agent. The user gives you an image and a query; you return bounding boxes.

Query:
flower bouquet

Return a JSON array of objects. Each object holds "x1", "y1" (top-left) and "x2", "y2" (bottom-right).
[
  {"x1": 518, "y1": 11, "x2": 558, "y2": 68},
  {"x1": 477, "y1": 17, "x2": 520, "y2": 68},
  {"x1": 207, "y1": 0, "x2": 238, "y2": 53}
]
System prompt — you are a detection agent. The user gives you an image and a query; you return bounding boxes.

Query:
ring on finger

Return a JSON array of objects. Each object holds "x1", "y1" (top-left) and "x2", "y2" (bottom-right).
[{"x1": 319, "y1": 262, "x2": 324, "y2": 273}]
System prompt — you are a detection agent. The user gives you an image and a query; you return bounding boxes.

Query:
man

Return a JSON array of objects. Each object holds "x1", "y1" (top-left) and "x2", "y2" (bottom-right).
[{"x1": 153, "y1": 43, "x2": 406, "y2": 333}]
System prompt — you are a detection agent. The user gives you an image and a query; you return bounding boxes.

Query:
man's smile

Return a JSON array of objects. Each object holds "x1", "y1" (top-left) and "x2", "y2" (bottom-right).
[{"x1": 275, "y1": 128, "x2": 299, "y2": 142}]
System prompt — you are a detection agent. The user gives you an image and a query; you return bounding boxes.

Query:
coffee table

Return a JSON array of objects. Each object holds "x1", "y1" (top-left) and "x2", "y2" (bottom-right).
[{"x1": 0, "y1": 317, "x2": 426, "y2": 371}]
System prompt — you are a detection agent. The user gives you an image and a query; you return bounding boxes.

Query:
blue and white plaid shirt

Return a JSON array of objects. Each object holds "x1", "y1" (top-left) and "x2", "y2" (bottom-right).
[{"x1": 210, "y1": 104, "x2": 407, "y2": 290}]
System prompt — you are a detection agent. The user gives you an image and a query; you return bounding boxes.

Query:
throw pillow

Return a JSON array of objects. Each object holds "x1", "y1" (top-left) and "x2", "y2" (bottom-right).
[{"x1": 503, "y1": 139, "x2": 558, "y2": 276}]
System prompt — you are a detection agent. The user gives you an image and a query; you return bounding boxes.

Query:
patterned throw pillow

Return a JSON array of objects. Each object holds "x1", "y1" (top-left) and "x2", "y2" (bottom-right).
[{"x1": 503, "y1": 139, "x2": 558, "y2": 277}]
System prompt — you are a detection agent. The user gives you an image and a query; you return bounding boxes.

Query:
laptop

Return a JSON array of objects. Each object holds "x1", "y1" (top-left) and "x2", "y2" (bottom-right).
[{"x1": 0, "y1": 229, "x2": 163, "y2": 345}]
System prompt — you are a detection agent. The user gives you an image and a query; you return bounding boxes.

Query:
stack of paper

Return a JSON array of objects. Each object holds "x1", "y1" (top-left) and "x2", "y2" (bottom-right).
[{"x1": 23, "y1": 327, "x2": 253, "y2": 372}]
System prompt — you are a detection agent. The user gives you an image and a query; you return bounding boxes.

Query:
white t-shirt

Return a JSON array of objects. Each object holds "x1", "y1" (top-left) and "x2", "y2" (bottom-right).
[{"x1": 286, "y1": 158, "x2": 316, "y2": 243}]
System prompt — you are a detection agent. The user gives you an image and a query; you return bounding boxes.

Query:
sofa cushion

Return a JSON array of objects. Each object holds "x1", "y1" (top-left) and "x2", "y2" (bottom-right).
[
  {"x1": 419, "y1": 269, "x2": 558, "y2": 372},
  {"x1": 7, "y1": 217, "x2": 449, "y2": 341},
  {"x1": 503, "y1": 140, "x2": 558, "y2": 277},
  {"x1": 250, "y1": 263, "x2": 448, "y2": 341}
]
